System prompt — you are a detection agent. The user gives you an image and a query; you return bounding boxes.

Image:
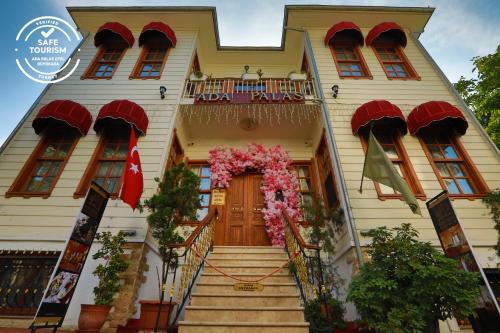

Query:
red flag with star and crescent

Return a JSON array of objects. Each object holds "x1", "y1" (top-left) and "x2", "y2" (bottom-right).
[{"x1": 120, "y1": 127, "x2": 143, "y2": 210}]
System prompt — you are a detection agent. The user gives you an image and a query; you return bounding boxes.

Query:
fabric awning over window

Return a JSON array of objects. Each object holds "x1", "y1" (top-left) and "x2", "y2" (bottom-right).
[
  {"x1": 95, "y1": 22, "x2": 135, "y2": 47},
  {"x1": 407, "y1": 101, "x2": 468, "y2": 135},
  {"x1": 32, "y1": 100, "x2": 92, "y2": 135},
  {"x1": 94, "y1": 100, "x2": 148, "y2": 135},
  {"x1": 324, "y1": 21, "x2": 364, "y2": 46},
  {"x1": 351, "y1": 100, "x2": 407, "y2": 135},
  {"x1": 139, "y1": 22, "x2": 177, "y2": 47},
  {"x1": 365, "y1": 22, "x2": 407, "y2": 47}
]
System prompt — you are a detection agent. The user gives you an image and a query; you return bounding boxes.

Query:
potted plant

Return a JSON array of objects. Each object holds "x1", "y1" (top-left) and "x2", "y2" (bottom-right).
[
  {"x1": 347, "y1": 224, "x2": 480, "y2": 333},
  {"x1": 303, "y1": 195, "x2": 346, "y2": 332},
  {"x1": 289, "y1": 70, "x2": 308, "y2": 81},
  {"x1": 78, "y1": 231, "x2": 129, "y2": 333},
  {"x1": 241, "y1": 65, "x2": 260, "y2": 81},
  {"x1": 189, "y1": 70, "x2": 207, "y2": 82},
  {"x1": 140, "y1": 162, "x2": 201, "y2": 332},
  {"x1": 483, "y1": 189, "x2": 500, "y2": 256}
]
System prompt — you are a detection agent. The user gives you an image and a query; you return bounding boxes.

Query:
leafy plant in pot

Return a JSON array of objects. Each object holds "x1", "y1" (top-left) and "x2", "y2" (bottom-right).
[
  {"x1": 140, "y1": 162, "x2": 201, "y2": 332},
  {"x1": 303, "y1": 195, "x2": 346, "y2": 332},
  {"x1": 78, "y1": 231, "x2": 129, "y2": 333},
  {"x1": 347, "y1": 224, "x2": 480, "y2": 333}
]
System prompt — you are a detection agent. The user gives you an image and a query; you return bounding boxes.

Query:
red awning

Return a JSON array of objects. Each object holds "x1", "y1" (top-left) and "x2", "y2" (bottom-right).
[
  {"x1": 94, "y1": 100, "x2": 149, "y2": 135},
  {"x1": 324, "y1": 21, "x2": 364, "y2": 46},
  {"x1": 407, "y1": 101, "x2": 468, "y2": 135},
  {"x1": 32, "y1": 100, "x2": 92, "y2": 135},
  {"x1": 95, "y1": 22, "x2": 135, "y2": 47},
  {"x1": 351, "y1": 100, "x2": 407, "y2": 135},
  {"x1": 139, "y1": 22, "x2": 177, "y2": 47},
  {"x1": 365, "y1": 22, "x2": 407, "y2": 47}
]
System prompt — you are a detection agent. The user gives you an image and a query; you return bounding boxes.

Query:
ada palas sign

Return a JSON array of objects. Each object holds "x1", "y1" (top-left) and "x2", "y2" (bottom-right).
[
  {"x1": 195, "y1": 92, "x2": 305, "y2": 104},
  {"x1": 31, "y1": 182, "x2": 110, "y2": 331}
]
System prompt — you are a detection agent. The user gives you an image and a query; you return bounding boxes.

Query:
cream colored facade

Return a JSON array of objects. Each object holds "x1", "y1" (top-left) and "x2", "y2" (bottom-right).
[{"x1": 0, "y1": 4, "x2": 498, "y2": 331}]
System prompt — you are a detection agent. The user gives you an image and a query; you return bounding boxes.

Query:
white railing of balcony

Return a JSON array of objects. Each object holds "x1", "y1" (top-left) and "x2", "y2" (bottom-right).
[{"x1": 183, "y1": 78, "x2": 318, "y2": 100}]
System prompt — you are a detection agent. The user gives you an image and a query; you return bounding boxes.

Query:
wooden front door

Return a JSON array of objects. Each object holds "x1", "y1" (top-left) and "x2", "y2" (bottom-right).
[{"x1": 214, "y1": 173, "x2": 270, "y2": 246}]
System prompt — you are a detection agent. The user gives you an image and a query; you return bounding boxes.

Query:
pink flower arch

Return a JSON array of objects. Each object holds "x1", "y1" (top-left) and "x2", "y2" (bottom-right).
[{"x1": 209, "y1": 143, "x2": 300, "y2": 246}]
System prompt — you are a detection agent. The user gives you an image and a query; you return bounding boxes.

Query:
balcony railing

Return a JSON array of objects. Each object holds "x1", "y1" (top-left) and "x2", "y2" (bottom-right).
[{"x1": 182, "y1": 78, "x2": 318, "y2": 100}]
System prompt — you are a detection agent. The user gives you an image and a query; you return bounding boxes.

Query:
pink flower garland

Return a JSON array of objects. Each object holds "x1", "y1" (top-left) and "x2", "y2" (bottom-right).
[{"x1": 209, "y1": 144, "x2": 300, "y2": 246}]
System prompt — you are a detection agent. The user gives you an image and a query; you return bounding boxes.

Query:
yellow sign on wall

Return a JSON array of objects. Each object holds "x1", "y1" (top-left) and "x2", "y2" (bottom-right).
[
  {"x1": 211, "y1": 189, "x2": 226, "y2": 205},
  {"x1": 233, "y1": 283, "x2": 264, "y2": 292}
]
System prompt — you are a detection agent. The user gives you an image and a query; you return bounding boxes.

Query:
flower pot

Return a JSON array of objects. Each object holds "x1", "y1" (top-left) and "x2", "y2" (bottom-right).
[
  {"x1": 189, "y1": 73, "x2": 207, "y2": 81},
  {"x1": 78, "y1": 304, "x2": 111, "y2": 333},
  {"x1": 289, "y1": 72, "x2": 307, "y2": 81},
  {"x1": 137, "y1": 300, "x2": 177, "y2": 329},
  {"x1": 242, "y1": 73, "x2": 260, "y2": 81}
]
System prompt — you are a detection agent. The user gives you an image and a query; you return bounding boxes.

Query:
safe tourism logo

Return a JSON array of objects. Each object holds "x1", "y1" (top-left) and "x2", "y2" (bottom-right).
[{"x1": 15, "y1": 16, "x2": 81, "y2": 83}]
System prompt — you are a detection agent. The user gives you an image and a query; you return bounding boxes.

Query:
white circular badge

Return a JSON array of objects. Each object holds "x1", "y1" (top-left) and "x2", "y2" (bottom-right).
[{"x1": 15, "y1": 16, "x2": 81, "y2": 83}]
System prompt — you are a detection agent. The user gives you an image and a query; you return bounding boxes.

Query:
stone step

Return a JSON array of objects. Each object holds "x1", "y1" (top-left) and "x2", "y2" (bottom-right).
[
  {"x1": 208, "y1": 252, "x2": 289, "y2": 259},
  {"x1": 199, "y1": 273, "x2": 294, "y2": 284},
  {"x1": 184, "y1": 306, "x2": 305, "y2": 322},
  {"x1": 178, "y1": 321, "x2": 309, "y2": 333},
  {"x1": 211, "y1": 246, "x2": 285, "y2": 254},
  {"x1": 203, "y1": 265, "x2": 289, "y2": 274},
  {"x1": 206, "y1": 258, "x2": 290, "y2": 266},
  {"x1": 190, "y1": 293, "x2": 301, "y2": 307},
  {"x1": 195, "y1": 282, "x2": 298, "y2": 294}
]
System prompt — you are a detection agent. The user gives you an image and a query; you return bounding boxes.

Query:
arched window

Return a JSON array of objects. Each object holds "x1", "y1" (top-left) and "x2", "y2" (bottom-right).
[
  {"x1": 74, "y1": 100, "x2": 148, "y2": 198},
  {"x1": 6, "y1": 100, "x2": 92, "y2": 198},
  {"x1": 408, "y1": 101, "x2": 488, "y2": 197},
  {"x1": 352, "y1": 100, "x2": 425, "y2": 199},
  {"x1": 366, "y1": 22, "x2": 420, "y2": 80},
  {"x1": 82, "y1": 22, "x2": 134, "y2": 79},
  {"x1": 130, "y1": 22, "x2": 177, "y2": 79},
  {"x1": 325, "y1": 22, "x2": 371, "y2": 78}
]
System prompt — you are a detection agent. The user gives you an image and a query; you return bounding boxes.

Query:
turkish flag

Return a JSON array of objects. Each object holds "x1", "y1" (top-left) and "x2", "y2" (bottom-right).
[{"x1": 120, "y1": 127, "x2": 143, "y2": 210}]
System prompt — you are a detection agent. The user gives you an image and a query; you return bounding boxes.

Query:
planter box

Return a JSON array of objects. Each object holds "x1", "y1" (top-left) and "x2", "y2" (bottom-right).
[
  {"x1": 289, "y1": 73, "x2": 307, "y2": 81},
  {"x1": 241, "y1": 73, "x2": 260, "y2": 81},
  {"x1": 189, "y1": 73, "x2": 207, "y2": 81}
]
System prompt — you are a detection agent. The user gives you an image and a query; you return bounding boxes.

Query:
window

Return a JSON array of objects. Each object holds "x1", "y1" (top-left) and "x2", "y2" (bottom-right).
[
  {"x1": 316, "y1": 134, "x2": 339, "y2": 209},
  {"x1": 166, "y1": 130, "x2": 184, "y2": 170},
  {"x1": 0, "y1": 251, "x2": 59, "y2": 316},
  {"x1": 373, "y1": 44, "x2": 419, "y2": 80},
  {"x1": 292, "y1": 163, "x2": 314, "y2": 221},
  {"x1": 420, "y1": 131, "x2": 488, "y2": 196},
  {"x1": 130, "y1": 47, "x2": 168, "y2": 79},
  {"x1": 82, "y1": 47, "x2": 125, "y2": 79},
  {"x1": 331, "y1": 44, "x2": 370, "y2": 78},
  {"x1": 75, "y1": 129, "x2": 129, "y2": 198},
  {"x1": 361, "y1": 129, "x2": 425, "y2": 199},
  {"x1": 189, "y1": 164, "x2": 212, "y2": 222},
  {"x1": 7, "y1": 128, "x2": 78, "y2": 198}
]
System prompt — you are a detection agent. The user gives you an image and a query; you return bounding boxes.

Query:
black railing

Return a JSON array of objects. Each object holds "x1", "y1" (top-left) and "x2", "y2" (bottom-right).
[{"x1": 282, "y1": 211, "x2": 326, "y2": 305}]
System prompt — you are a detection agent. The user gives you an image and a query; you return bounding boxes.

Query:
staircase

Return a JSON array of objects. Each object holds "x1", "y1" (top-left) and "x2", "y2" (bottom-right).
[{"x1": 178, "y1": 246, "x2": 309, "y2": 333}]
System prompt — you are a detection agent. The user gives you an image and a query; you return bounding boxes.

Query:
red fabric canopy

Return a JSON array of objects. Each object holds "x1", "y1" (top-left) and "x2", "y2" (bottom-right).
[
  {"x1": 324, "y1": 21, "x2": 364, "y2": 46},
  {"x1": 32, "y1": 100, "x2": 92, "y2": 135},
  {"x1": 407, "y1": 101, "x2": 468, "y2": 135},
  {"x1": 94, "y1": 100, "x2": 149, "y2": 135},
  {"x1": 139, "y1": 22, "x2": 177, "y2": 47},
  {"x1": 365, "y1": 22, "x2": 407, "y2": 47},
  {"x1": 95, "y1": 22, "x2": 135, "y2": 47},
  {"x1": 351, "y1": 100, "x2": 407, "y2": 135}
]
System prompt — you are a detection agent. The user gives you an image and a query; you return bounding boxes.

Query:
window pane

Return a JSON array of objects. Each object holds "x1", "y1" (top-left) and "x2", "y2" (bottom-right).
[
  {"x1": 26, "y1": 176, "x2": 43, "y2": 191},
  {"x1": 104, "y1": 178, "x2": 118, "y2": 193},
  {"x1": 48, "y1": 161, "x2": 62, "y2": 176},
  {"x1": 196, "y1": 208, "x2": 208, "y2": 221},
  {"x1": 383, "y1": 145, "x2": 398, "y2": 159},
  {"x1": 429, "y1": 146, "x2": 443, "y2": 158},
  {"x1": 110, "y1": 162, "x2": 125, "y2": 177},
  {"x1": 97, "y1": 162, "x2": 111, "y2": 176},
  {"x1": 457, "y1": 179, "x2": 474, "y2": 194},
  {"x1": 57, "y1": 144, "x2": 71, "y2": 157},
  {"x1": 449, "y1": 163, "x2": 465, "y2": 177},
  {"x1": 445, "y1": 179, "x2": 460, "y2": 194},
  {"x1": 199, "y1": 178, "x2": 210, "y2": 190},
  {"x1": 350, "y1": 64, "x2": 360, "y2": 71},
  {"x1": 190, "y1": 166, "x2": 201, "y2": 176},
  {"x1": 117, "y1": 144, "x2": 128, "y2": 158},
  {"x1": 199, "y1": 194, "x2": 210, "y2": 206},
  {"x1": 443, "y1": 145, "x2": 458, "y2": 159},
  {"x1": 35, "y1": 161, "x2": 51, "y2": 176},
  {"x1": 436, "y1": 163, "x2": 451, "y2": 177},
  {"x1": 201, "y1": 167, "x2": 211, "y2": 177},
  {"x1": 297, "y1": 167, "x2": 309, "y2": 178},
  {"x1": 300, "y1": 179, "x2": 310, "y2": 192},
  {"x1": 42, "y1": 144, "x2": 57, "y2": 157},
  {"x1": 39, "y1": 177, "x2": 53, "y2": 192},
  {"x1": 103, "y1": 144, "x2": 116, "y2": 158},
  {"x1": 104, "y1": 72, "x2": 112, "y2": 77}
]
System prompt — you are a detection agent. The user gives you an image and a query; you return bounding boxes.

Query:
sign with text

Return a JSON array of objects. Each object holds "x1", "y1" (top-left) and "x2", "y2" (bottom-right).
[
  {"x1": 211, "y1": 189, "x2": 226, "y2": 206},
  {"x1": 194, "y1": 92, "x2": 305, "y2": 104},
  {"x1": 31, "y1": 182, "x2": 109, "y2": 329},
  {"x1": 427, "y1": 191, "x2": 500, "y2": 323}
]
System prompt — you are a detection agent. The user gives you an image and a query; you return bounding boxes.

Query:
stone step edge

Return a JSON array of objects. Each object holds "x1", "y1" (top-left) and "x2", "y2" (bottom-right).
[
  {"x1": 202, "y1": 264, "x2": 289, "y2": 268},
  {"x1": 212, "y1": 246, "x2": 284, "y2": 249},
  {"x1": 178, "y1": 321, "x2": 309, "y2": 327},
  {"x1": 185, "y1": 306, "x2": 305, "y2": 311},
  {"x1": 191, "y1": 293, "x2": 300, "y2": 298},
  {"x1": 201, "y1": 272, "x2": 291, "y2": 276},
  {"x1": 196, "y1": 282, "x2": 297, "y2": 286},
  {"x1": 207, "y1": 257, "x2": 289, "y2": 261}
]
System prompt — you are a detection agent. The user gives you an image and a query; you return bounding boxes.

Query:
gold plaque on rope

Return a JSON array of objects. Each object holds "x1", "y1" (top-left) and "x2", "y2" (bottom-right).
[
  {"x1": 211, "y1": 189, "x2": 226, "y2": 205},
  {"x1": 233, "y1": 283, "x2": 264, "y2": 292}
]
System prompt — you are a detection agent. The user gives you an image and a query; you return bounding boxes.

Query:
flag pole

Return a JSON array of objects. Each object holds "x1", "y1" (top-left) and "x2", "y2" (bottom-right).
[{"x1": 359, "y1": 124, "x2": 374, "y2": 193}]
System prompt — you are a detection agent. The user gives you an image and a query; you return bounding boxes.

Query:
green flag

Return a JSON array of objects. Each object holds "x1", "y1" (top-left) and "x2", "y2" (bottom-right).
[{"x1": 360, "y1": 131, "x2": 421, "y2": 215}]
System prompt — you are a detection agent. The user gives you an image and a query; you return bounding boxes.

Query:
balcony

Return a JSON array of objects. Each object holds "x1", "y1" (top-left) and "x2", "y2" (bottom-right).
[{"x1": 182, "y1": 78, "x2": 319, "y2": 101}]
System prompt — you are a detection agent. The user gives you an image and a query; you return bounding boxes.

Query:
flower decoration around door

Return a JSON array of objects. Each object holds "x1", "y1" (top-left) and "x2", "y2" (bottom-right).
[{"x1": 208, "y1": 143, "x2": 300, "y2": 246}]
